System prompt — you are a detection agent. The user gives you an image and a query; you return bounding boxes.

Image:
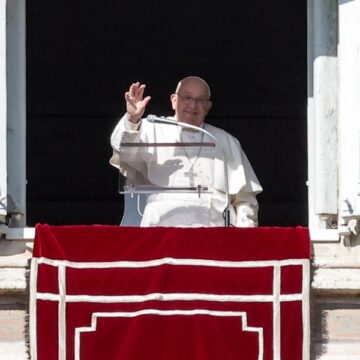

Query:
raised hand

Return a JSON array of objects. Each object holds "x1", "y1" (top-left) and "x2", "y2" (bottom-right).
[{"x1": 125, "y1": 82, "x2": 151, "y2": 123}]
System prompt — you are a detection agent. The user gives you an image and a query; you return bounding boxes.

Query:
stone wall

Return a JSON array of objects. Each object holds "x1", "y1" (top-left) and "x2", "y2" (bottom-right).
[
  {"x1": 0, "y1": 230, "x2": 33, "y2": 360},
  {"x1": 311, "y1": 233, "x2": 360, "y2": 359}
]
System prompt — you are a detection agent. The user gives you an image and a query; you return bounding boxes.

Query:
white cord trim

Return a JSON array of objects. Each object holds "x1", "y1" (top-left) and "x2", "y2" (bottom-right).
[
  {"x1": 32, "y1": 256, "x2": 310, "y2": 360},
  {"x1": 58, "y1": 266, "x2": 66, "y2": 360},
  {"x1": 74, "y1": 309, "x2": 264, "y2": 360},
  {"x1": 273, "y1": 265, "x2": 281, "y2": 360},
  {"x1": 36, "y1": 256, "x2": 307, "y2": 269},
  {"x1": 29, "y1": 258, "x2": 39, "y2": 360},
  {"x1": 36, "y1": 292, "x2": 304, "y2": 303},
  {"x1": 302, "y1": 260, "x2": 311, "y2": 360}
]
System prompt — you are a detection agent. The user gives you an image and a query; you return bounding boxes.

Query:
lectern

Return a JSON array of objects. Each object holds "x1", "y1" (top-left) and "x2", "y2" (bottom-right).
[{"x1": 117, "y1": 116, "x2": 231, "y2": 226}]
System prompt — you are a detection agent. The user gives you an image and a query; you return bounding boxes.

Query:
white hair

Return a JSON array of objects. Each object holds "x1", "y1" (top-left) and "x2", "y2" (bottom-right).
[{"x1": 175, "y1": 76, "x2": 211, "y2": 98}]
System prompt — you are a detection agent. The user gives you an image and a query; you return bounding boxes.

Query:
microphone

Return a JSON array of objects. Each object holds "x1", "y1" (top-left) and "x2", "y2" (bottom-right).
[
  {"x1": 147, "y1": 114, "x2": 204, "y2": 133},
  {"x1": 147, "y1": 115, "x2": 179, "y2": 126}
]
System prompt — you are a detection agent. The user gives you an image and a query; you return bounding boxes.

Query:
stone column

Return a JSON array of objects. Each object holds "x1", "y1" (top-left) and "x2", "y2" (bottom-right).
[
  {"x1": 6, "y1": 0, "x2": 26, "y2": 227},
  {"x1": 307, "y1": 0, "x2": 338, "y2": 229},
  {"x1": 338, "y1": 0, "x2": 360, "y2": 226},
  {"x1": 0, "y1": 0, "x2": 7, "y2": 224}
]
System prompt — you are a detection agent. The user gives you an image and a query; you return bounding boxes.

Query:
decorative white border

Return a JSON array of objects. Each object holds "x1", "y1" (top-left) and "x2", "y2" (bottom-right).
[
  {"x1": 30, "y1": 257, "x2": 310, "y2": 360},
  {"x1": 273, "y1": 265, "x2": 281, "y2": 360},
  {"x1": 29, "y1": 258, "x2": 39, "y2": 360},
  {"x1": 58, "y1": 266, "x2": 66, "y2": 360},
  {"x1": 35, "y1": 256, "x2": 307, "y2": 268},
  {"x1": 74, "y1": 309, "x2": 264, "y2": 360},
  {"x1": 36, "y1": 292, "x2": 304, "y2": 303}
]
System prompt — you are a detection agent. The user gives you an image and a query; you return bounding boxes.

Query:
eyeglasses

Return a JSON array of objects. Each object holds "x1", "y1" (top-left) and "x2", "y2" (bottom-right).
[{"x1": 176, "y1": 93, "x2": 210, "y2": 106}]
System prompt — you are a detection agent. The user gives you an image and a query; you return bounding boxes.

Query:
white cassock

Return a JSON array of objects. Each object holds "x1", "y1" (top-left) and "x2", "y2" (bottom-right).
[{"x1": 110, "y1": 114, "x2": 263, "y2": 227}]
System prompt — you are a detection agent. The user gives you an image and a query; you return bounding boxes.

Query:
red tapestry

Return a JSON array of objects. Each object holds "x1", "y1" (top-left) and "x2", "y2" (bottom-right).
[{"x1": 30, "y1": 225, "x2": 310, "y2": 360}]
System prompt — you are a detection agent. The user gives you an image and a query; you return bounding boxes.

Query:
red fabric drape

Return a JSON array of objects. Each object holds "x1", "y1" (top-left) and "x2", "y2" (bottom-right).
[{"x1": 31, "y1": 225, "x2": 310, "y2": 360}]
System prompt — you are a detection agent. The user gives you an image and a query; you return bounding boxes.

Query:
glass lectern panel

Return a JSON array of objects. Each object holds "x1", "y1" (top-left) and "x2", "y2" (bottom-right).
[
  {"x1": 118, "y1": 141, "x2": 216, "y2": 195},
  {"x1": 117, "y1": 141, "x2": 217, "y2": 226}
]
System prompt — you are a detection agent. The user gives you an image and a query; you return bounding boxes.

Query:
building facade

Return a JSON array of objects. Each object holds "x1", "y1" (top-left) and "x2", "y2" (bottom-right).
[{"x1": 1, "y1": 0, "x2": 360, "y2": 359}]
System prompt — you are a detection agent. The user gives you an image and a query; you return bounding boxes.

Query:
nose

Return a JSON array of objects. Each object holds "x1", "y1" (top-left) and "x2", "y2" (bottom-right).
[{"x1": 187, "y1": 98, "x2": 198, "y2": 109}]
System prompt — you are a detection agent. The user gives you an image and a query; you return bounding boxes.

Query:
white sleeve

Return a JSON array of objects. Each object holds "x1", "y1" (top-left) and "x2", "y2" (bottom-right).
[
  {"x1": 110, "y1": 114, "x2": 141, "y2": 151},
  {"x1": 231, "y1": 191, "x2": 259, "y2": 227},
  {"x1": 109, "y1": 114, "x2": 146, "y2": 181}
]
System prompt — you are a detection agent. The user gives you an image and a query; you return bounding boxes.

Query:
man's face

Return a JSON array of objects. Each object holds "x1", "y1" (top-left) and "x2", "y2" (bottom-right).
[{"x1": 170, "y1": 79, "x2": 212, "y2": 126}]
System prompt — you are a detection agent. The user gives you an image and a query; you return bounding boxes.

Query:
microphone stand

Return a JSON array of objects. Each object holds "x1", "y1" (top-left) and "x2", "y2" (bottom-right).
[{"x1": 147, "y1": 115, "x2": 230, "y2": 227}]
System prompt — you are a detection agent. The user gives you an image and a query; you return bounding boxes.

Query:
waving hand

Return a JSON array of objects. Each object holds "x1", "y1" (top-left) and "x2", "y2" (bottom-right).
[{"x1": 125, "y1": 82, "x2": 151, "y2": 123}]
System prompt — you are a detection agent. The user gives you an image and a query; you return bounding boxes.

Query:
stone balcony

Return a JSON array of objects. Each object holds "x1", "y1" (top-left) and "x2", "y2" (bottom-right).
[{"x1": 0, "y1": 227, "x2": 359, "y2": 359}]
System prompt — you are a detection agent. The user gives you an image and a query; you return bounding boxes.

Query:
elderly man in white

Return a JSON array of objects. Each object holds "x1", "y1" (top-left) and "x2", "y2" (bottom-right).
[{"x1": 110, "y1": 76, "x2": 262, "y2": 227}]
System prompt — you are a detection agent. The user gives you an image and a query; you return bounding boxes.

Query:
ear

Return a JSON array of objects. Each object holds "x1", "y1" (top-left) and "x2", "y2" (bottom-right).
[
  {"x1": 170, "y1": 94, "x2": 177, "y2": 110},
  {"x1": 205, "y1": 101, "x2": 212, "y2": 114}
]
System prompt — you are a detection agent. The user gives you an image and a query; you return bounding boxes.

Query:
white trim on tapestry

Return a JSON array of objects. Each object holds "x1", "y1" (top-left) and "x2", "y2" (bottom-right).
[
  {"x1": 29, "y1": 258, "x2": 39, "y2": 360},
  {"x1": 58, "y1": 265, "x2": 67, "y2": 360},
  {"x1": 36, "y1": 256, "x2": 307, "y2": 269},
  {"x1": 273, "y1": 265, "x2": 281, "y2": 360},
  {"x1": 36, "y1": 292, "x2": 304, "y2": 303},
  {"x1": 31, "y1": 256, "x2": 310, "y2": 360},
  {"x1": 74, "y1": 309, "x2": 264, "y2": 360},
  {"x1": 302, "y1": 261, "x2": 310, "y2": 360}
]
